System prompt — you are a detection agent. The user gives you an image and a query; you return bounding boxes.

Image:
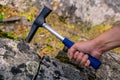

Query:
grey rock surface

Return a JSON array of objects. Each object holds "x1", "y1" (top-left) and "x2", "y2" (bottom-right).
[
  {"x1": 0, "y1": 38, "x2": 91, "y2": 80},
  {"x1": 0, "y1": 0, "x2": 36, "y2": 12},
  {"x1": 1, "y1": 0, "x2": 120, "y2": 25},
  {"x1": 0, "y1": 38, "x2": 120, "y2": 80},
  {"x1": 60, "y1": 0, "x2": 120, "y2": 26},
  {"x1": 36, "y1": 56, "x2": 94, "y2": 80},
  {"x1": 96, "y1": 52, "x2": 120, "y2": 80},
  {"x1": 57, "y1": 49, "x2": 120, "y2": 80},
  {"x1": 0, "y1": 38, "x2": 95, "y2": 80},
  {"x1": 58, "y1": 0, "x2": 120, "y2": 26},
  {"x1": 0, "y1": 38, "x2": 40, "y2": 80}
]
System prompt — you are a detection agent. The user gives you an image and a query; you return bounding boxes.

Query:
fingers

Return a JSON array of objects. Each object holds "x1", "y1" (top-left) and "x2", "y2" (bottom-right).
[
  {"x1": 73, "y1": 51, "x2": 80, "y2": 60},
  {"x1": 85, "y1": 60, "x2": 90, "y2": 67},
  {"x1": 80, "y1": 54, "x2": 88, "y2": 65},
  {"x1": 68, "y1": 47, "x2": 76, "y2": 59},
  {"x1": 76, "y1": 52, "x2": 84, "y2": 62},
  {"x1": 68, "y1": 51, "x2": 90, "y2": 67}
]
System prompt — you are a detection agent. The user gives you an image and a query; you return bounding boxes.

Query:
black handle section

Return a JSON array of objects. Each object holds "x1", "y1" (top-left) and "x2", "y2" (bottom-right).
[{"x1": 25, "y1": 6, "x2": 52, "y2": 43}]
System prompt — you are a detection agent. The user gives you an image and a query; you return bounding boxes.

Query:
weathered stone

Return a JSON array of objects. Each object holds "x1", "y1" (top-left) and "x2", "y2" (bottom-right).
[
  {"x1": 56, "y1": 48, "x2": 120, "y2": 80},
  {"x1": 31, "y1": 0, "x2": 120, "y2": 26},
  {"x1": 0, "y1": 0, "x2": 36, "y2": 12},
  {"x1": 0, "y1": 38, "x2": 120, "y2": 80},
  {"x1": 54, "y1": 0, "x2": 120, "y2": 26},
  {"x1": 96, "y1": 52, "x2": 120, "y2": 80},
  {"x1": 36, "y1": 56, "x2": 95, "y2": 80},
  {"x1": 0, "y1": 38, "x2": 40, "y2": 80},
  {"x1": 0, "y1": 38, "x2": 94, "y2": 80},
  {"x1": 57, "y1": 0, "x2": 120, "y2": 26},
  {"x1": 1, "y1": 0, "x2": 120, "y2": 25}
]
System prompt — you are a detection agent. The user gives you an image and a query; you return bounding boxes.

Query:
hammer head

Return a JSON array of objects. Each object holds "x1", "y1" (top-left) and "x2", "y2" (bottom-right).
[{"x1": 25, "y1": 6, "x2": 52, "y2": 43}]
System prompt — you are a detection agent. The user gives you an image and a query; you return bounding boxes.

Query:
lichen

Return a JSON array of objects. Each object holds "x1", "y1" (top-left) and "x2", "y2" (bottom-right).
[{"x1": 26, "y1": 61, "x2": 39, "y2": 75}]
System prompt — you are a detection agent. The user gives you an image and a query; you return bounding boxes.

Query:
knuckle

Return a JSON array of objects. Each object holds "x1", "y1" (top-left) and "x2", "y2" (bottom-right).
[{"x1": 74, "y1": 52, "x2": 78, "y2": 59}]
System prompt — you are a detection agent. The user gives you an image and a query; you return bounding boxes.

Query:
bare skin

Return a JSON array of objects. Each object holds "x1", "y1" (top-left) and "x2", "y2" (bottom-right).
[{"x1": 68, "y1": 24, "x2": 120, "y2": 67}]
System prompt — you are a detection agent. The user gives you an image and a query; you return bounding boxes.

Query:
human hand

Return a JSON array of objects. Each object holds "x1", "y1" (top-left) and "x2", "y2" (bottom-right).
[{"x1": 68, "y1": 40, "x2": 102, "y2": 67}]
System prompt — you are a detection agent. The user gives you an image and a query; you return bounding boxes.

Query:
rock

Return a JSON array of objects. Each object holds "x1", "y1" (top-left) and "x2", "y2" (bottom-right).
[
  {"x1": 96, "y1": 52, "x2": 120, "y2": 80},
  {"x1": 36, "y1": 56, "x2": 95, "y2": 80},
  {"x1": 1, "y1": 0, "x2": 120, "y2": 25},
  {"x1": 36, "y1": 0, "x2": 120, "y2": 26},
  {"x1": 53, "y1": 0, "x2": 120, "y2": 26},
  {"x1": 0, "y1": 0, "x2": 36, "y2": 12},
  {"x1": 56, "y1": 48, "x2": 120, "y2": 80},
  {"x1": 55, "y1": 0, "x2": 120, "y2": 26},
  {"x1": 0, "y1": 38, "x2": 40, "y2": 80},
  {"x1": 0, "y1": 38, "x2": 96, "y2": 80},
  {"x1": 0, "y1": 38, "x2": 120, "y2": 80}
]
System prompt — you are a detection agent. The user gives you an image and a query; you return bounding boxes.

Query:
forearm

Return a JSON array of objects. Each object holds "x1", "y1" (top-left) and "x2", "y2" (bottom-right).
[{"x1": 91, "y1": 24, "x2": 120, "y2": 53}]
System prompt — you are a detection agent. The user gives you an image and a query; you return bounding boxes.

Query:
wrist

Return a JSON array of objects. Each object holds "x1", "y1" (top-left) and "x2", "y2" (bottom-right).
[{"x1": 90, "y1": 38, "x2": 105, "y2": 54}]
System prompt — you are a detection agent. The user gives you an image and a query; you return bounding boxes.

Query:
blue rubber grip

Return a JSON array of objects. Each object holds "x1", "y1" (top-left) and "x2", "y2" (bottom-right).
[{"x1": 62, "y1": 38, "x2": 101, "y2": 70}]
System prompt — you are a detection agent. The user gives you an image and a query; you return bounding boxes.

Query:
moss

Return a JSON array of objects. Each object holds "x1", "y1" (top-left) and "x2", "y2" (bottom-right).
[
  {"x1": 21, "y1": 6, "x2": 38, "y2": 22},
  {"x1": 112, "y1": 48, "x2": 120, "y2": 53},
  {"x1": 56, "y1": 55, "x2": 85, "y2": 71},
  {"x1": 0, "y1": 30, "x2": 18, "y2": 39},
  {"x1": 89, "y1": 23, "x2": 112, "y2": 33},
  {"x1": 7, "y1": 32, "x2": 18, "y2": 40},
  {"x1": 0, "y1": 14, "x2": 4, "y2": 20},
  {"x1": 56, "y1": 56, "x2": 70, "y2": 63}
]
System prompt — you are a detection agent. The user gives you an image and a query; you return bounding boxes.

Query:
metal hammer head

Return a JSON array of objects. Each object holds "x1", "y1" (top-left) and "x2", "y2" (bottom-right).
[{"x1": 25, "y1": 6, "x2": 52, "y2": 43}]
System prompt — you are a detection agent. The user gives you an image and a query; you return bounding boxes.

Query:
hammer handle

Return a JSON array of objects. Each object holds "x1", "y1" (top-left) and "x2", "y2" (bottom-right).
[
  {"x1": 62, "y1": 38, "x2": 101, "y2": 70},
  {"x1": 43, "y1": 23, "x2": 101, "y2": 69}
]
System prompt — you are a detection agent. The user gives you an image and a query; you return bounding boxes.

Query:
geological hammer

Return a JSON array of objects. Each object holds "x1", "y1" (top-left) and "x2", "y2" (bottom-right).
[{"x1": 25, "y1": 6, "x2": 101, "y2": 70}]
